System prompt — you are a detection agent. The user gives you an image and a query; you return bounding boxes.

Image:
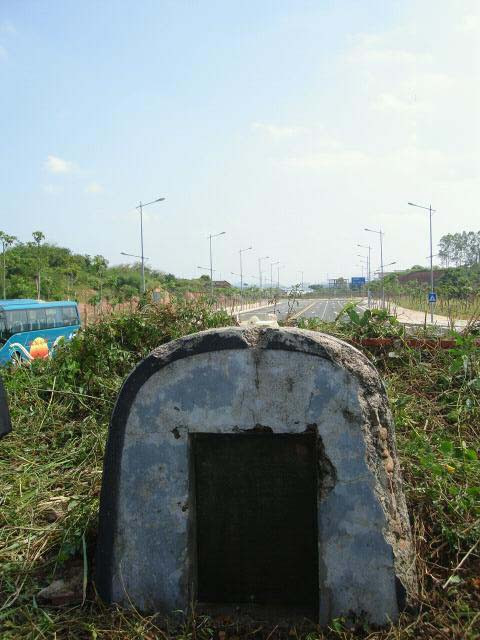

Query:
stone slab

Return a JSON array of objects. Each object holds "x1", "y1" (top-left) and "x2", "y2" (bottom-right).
[{"x1": 95, "y1": 327, "x2": 417, "y2": 625}]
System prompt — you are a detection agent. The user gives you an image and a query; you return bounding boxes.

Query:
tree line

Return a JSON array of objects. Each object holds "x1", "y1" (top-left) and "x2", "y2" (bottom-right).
[
  {"x1": 0, "y1": 230, "x2": 262, "y2": 305},
  {"x1": 438, "y1": 231, "x2": 480, "y2": 267}
]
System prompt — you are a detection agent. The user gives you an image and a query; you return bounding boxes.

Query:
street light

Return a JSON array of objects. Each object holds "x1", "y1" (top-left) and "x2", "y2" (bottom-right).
[
  {"x1": 374, "y1": 261, "x2": 397, "y2": 273},
  {"x1": 258, "y1": 255, "x2": 269, "y2": 290},
  {"x1": 121, "y1": 251, "x2": 150, "y2": 260},
  {"x1": 131, "y1": 197, "x2": 166, "y2": 294},
  {"x1": 365, "y1": 228, "x2": 385, "y2": 308},
  {"x1": 231, "y1": 271, "x2": 259, "y2": 282},
  {"x1": 358, "y1": 243, "x2": 372, "y2": 308},
  {"x1": 198, "y1": 265, "x2": 219, "y2": 274},
  {"x1": 270, "y1": 261, "x2": 280, "y2": 296},
  {"x1": 357, "y1": 255, "x2": 368, "y2": 282},
  {"x1": 277, "y1": 264, "x2": 285, "y2": 291},
  {"x1": 208, "y1": 232, "x2": 226, "y2": 299},
  {"x1": 239, "y1": 246, "x2": 253, "y2": 310},
  {"x1": 239, "y1": 246, "x2": 253, "y2": 292},
  {"x1": 408, "y1": 201, "x2": 436, "y2": 322},
  {"x1": 121, "y1": 251, "x2": 150, "y2": 290}
]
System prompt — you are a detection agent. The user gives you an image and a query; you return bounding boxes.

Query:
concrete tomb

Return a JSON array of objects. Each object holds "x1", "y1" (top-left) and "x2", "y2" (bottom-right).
[
  {"x1": 0, "y1": 377, "x2": 12, "y2": 439},
  {"x1": 96, "y1": 326, "x2": 416, "y2": 625}
]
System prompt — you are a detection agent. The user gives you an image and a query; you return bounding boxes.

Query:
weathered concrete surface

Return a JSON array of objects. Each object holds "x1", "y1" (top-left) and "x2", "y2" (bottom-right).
[{"x1": 96, "y1": 327, "x2": 416, "y2": 625}]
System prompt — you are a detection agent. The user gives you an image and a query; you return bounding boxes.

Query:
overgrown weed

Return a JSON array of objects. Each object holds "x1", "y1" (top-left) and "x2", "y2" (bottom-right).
[{"x1": 1, "y1": 302, "x2": 479, "y2": 639}]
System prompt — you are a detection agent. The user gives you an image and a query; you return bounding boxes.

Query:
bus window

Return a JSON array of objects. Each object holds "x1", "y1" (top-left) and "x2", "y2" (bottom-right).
[
  {"x1": 5, "y1": 310, "x2": 28, "y2": 335},
  {"x1": 27, "y1": 308, "x2": 47, "y2": 331},
  {"x1": 60, "y1": 306, "x2": 79, "y2": 326},
  {"x1": 0, "y1": 315, "x2": 6, "y2": 344},
  {"x1": 45, "y1": 307, "x2": 60, "y2": 329}
]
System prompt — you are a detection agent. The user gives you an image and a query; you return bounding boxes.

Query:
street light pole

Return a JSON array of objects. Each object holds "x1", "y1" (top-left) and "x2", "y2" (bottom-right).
[
  {"x1": 358, "y1": 244, "x2": 372, "y2": 308},
  {"x1": 277, "y1": 264, "x2": 284, "y2": 291},
  {"x1": 258, "y1": 255, "x2": 269, "y2": 291},
  {"x1": 135, "y1": 197, "x2": 165, "y2": 294},
  {"x1": 270, "y1": 261, "x2": 280, "y2": 297},
  {"x1": 239, "y1": 246, "x2": 252, "y2": 309},
  {"x1": 208, "y1": 231, "x2": 226, "y2": 299},
  {"x1": 365, "y1": 228, "x2": 385, "y2": 308},
  {"x1": 408, "y1": 202, "x2": 436, "y2": 323},
  {"x1": 121, "y1": 251, "x2": 150, "y2": 261}
]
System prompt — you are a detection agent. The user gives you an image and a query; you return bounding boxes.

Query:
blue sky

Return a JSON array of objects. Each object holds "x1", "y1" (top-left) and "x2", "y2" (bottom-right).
[{"x1": 1, "y1": 1, "x2": 479, "y2": 285}]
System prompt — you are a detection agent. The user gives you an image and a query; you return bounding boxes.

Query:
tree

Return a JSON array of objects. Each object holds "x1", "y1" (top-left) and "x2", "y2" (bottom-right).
[
  {"x1": 0, "y1": 231, "x2": 17, "y2": 299},
  {"x1": 32, "y1": 231, "x2": 46, "y2": 299}
]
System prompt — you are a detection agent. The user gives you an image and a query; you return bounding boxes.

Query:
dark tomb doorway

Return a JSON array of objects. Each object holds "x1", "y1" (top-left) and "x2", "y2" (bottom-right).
[{"x1": 192, "y1": 432, "x2": 319, "y2": 619}]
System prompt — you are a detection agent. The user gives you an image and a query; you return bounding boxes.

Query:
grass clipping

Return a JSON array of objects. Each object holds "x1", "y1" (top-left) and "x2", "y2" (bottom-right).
[{"x1": 0, "y1": 302, "x2": 479, "y2": 639}]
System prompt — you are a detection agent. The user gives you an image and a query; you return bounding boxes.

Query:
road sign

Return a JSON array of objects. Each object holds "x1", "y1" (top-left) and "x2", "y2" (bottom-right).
[
  {"x1": 428, "y1": 292, "x2": 437, "y2": 303},
  {"x1": 351, "y1": 277, "x2": 366, "y2": 286}
]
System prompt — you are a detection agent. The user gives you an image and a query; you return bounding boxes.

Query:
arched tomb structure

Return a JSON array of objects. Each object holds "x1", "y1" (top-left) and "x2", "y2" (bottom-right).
[{"x1": 96, "y1": 327, "x2": 416, "y2": 625}]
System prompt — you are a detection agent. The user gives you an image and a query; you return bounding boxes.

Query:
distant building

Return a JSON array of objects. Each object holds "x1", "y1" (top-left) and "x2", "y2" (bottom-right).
[{"x1": 208, "y1": 280, "x2": 232, "y2": 289}]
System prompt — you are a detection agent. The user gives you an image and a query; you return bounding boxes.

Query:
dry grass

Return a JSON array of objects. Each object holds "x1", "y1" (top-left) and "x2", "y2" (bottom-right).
[{"x1": 0, "y1": 304, "x2": 479, "y2": 639}]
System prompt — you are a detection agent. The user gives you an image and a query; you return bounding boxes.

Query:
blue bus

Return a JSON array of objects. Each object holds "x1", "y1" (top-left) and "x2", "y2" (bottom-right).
[{"x1": 0, "y1": 299, "x2": 81, "y2": 366}]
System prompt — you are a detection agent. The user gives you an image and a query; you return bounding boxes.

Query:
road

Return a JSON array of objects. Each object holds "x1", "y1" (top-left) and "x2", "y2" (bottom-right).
[{"x1": 238, "y1": 298, "x2": 351, "y2": 323}]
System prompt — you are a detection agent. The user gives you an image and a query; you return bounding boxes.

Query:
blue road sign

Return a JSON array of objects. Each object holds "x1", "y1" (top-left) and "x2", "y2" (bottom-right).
[
  {"x1": 428, "y1": 292, "x2": 437, "y2": 303},
  {"x1": 351, "y1": 277, "x2": 366, "y2": 286}
]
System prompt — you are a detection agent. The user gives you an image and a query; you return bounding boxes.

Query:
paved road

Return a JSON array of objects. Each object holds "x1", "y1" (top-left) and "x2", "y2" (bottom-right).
[{"x1": 238, "y1": 298, "x2": 352, "y2": 323}]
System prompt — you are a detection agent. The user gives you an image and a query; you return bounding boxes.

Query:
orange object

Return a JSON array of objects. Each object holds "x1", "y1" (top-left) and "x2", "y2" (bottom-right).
[{"x1": 29, "y1": 337, "x2": 49, "y2": 359}]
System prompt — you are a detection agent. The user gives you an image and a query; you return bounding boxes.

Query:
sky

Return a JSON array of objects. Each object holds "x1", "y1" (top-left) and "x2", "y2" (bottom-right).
[{"x1": 1, "y1": 0, "x2": 479, "y2": 286}]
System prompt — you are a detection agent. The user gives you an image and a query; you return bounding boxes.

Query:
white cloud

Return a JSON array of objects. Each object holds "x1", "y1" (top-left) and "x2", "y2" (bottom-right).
[
  {"x1": 45, "y1": 155, "x2": 74, "y2": 174},
  {"x1": 1, "y1": 21, "x2": 17, "y2": 36},
  {"x1": 85, "y1": 181, "x2": 104, "y2": 194},
  {"x1": 252, "y1": 122, "x2": 310, "y2": 140}
]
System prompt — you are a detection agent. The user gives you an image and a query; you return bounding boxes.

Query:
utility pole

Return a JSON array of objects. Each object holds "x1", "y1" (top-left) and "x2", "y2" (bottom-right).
[
  {"x1": 258, "y1": 255, "x2": 269, "y2": 291},
  {"x1": 365, "y1": 228, "x2": 385, "y2": 308},
  {"x1": 358, "y1": 244, "x2": 371, "y2": 308},
  {"x1": 32, "y1": 231, "x2": 45, "y2": 300},
  {"x1": 239, "y1": 246, "x2": 252, "y2": 310},
  {"x1": 208, "y1": 231, "x2": 226, "y2": 299},
  {"x1": 408, "y1": 202, "x2": 436, "y2": 323},
  {"x1": 135, "y1": 197, "x2": 166, "y2": 294},
  {"x1": 270, "y1": 261, "x2": 280, "y2": 297}
]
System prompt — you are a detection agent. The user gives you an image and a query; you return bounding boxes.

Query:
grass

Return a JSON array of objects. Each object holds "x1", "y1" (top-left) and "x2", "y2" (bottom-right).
[
  {"x1": 390, "y1": 294, "x2": 480, "y2": 323},
  {"x1": 1, "y1": 302, "x2": 479, "y2": 639}
]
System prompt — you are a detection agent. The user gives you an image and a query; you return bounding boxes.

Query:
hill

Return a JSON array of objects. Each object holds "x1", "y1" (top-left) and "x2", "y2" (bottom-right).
[{"x1": 0, "y1": 233, "x2": 234, "y2": 304}]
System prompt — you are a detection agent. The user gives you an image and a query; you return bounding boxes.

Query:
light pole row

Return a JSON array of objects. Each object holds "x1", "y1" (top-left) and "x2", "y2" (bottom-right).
[
  {"x1": 121, "y1": 197, "x2": 296, "y2": 301},
  {"x1": 360, "y1": 201, "x2": 435, "y2": 317},
  {"x1": 357, "y1": 244, "x2": 371, "y2": 308}
]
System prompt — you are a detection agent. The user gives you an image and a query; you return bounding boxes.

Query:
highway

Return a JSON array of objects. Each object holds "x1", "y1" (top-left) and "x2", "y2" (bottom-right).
[{"x1": 238, "y1": 298, "x2": 352, "y2": 323}]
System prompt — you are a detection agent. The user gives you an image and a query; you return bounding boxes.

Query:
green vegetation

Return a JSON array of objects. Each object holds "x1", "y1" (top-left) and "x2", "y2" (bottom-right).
[
  {"x1": 0, "y1": 231, "x2": 265, "y2": 306},
  {"x1": 438, "y1": 231, "x2": 480, "y2": 267},
  {"x1": 371, "y1": 265, "x2": 480, "y2": 321},
  {"x1": 0, "y1": 301, "x2": 478, "y2": 638},
  {"x1": 363, "y1": 229, "x2": 480, "y2": 320}
]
